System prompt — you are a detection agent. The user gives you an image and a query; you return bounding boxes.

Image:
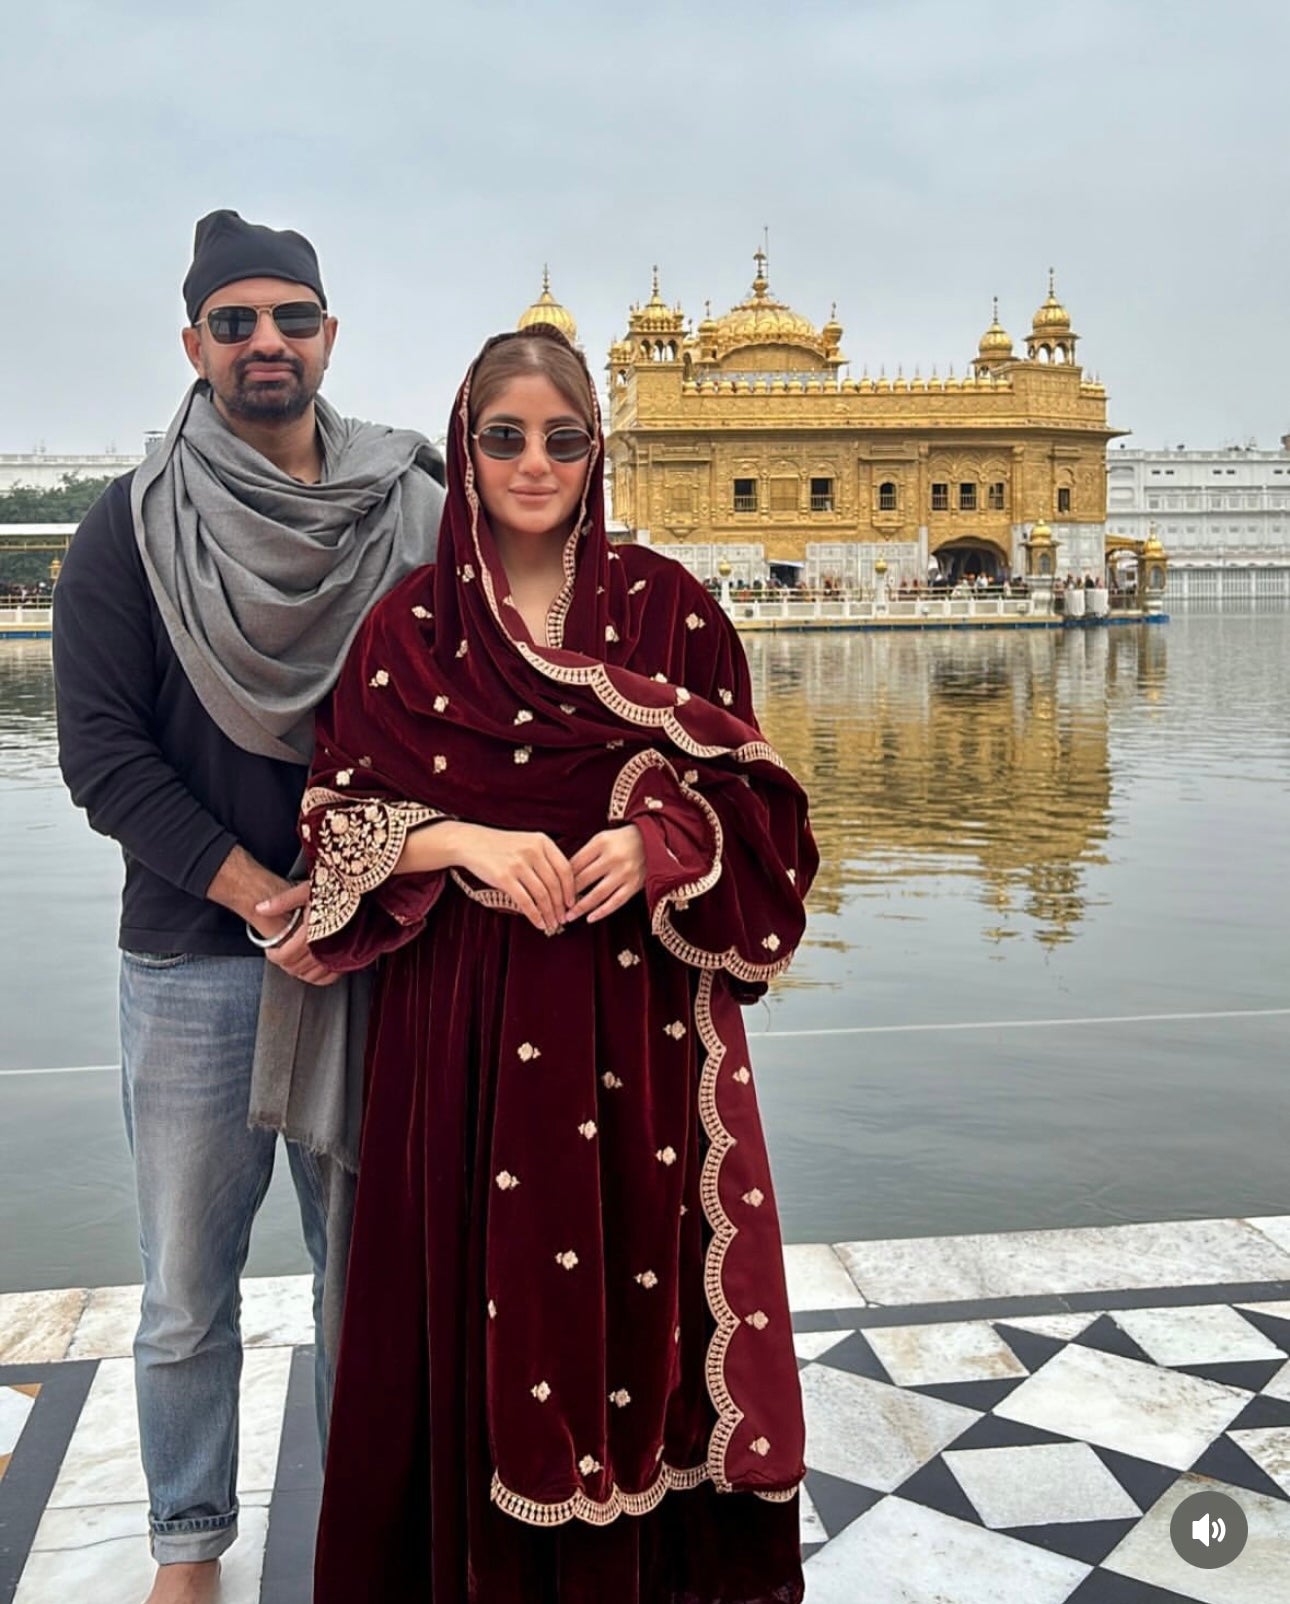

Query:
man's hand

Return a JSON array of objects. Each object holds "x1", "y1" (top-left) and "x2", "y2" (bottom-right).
[
  {"x1": 566, "y1": 825, "x2": 646, "y2": 925},
  {"x1": 254, "y1": 882, "x2": 340, "y2": 986}
]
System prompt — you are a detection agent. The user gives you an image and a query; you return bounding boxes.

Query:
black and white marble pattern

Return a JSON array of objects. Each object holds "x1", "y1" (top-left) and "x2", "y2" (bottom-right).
[{"x1": 2, "y1": 1216, "x2": 1289, "y2": 1602}]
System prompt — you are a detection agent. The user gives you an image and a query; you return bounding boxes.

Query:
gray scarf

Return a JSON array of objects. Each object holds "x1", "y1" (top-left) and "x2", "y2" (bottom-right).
[
  {"x1": 131, "y1": 381, "x2": 444, "y2": 763},
  {"x1": 133, "y1": 382, "x2": 444, "y2": 1368}
]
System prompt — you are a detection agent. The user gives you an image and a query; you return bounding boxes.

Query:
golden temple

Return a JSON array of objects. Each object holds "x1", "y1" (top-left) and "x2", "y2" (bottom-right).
[{"x1": 516, "y1": 256, "x2": 1125, "y2": 588}]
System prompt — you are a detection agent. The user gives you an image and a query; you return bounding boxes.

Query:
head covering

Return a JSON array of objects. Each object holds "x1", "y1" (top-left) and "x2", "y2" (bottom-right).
[{"x1": 183, "y1": 208, "x2": 326, "y2": 322}]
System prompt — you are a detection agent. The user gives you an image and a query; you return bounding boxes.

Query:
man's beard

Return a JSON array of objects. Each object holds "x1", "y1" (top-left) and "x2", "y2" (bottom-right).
[{"x1": 220, "y1": 352, "x2": 318, "y2": 423}]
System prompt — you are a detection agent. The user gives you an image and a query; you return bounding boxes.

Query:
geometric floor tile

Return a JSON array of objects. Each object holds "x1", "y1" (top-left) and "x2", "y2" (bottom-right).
[
  {"x1": 1228, "y1": 1424, "x2": 1290, "y2": 1496},
  {"x1": 1112, "y1": 1304, "x2": 1287, "y2": 1367},
  {"x1": 0, "y1": 1383, "x2": 41, "y2": 1481},
  {"x1": 803, "y1": 1494, "x2": 1092, "y2": 1604},
  {"x1": 864, "y1": 1320, "x2": 1030, "y2": 1387},
  {"x1": 800, "y1": 1362, "x2": 979, "y2": 1491},
  {"x1": 995, "y1": 1345, "x2": 1252, "y2": 1470},
  {"x1": 811, "y1": 1330, "x2": 892, "y2": 1383},
  {"x1": 801, "y1": 1467, "x2": 882, "y2": 1539},
  {"x1": 1002, "y1": 1313, "x2": 1103, "y2": 1341},
  {"x1": 944, "y1": 1441, "x2": 1141, "y2": 1529},
  {"x1": 791, "y1": 1328, "x2": 852, "y2": 1363},
  {"x1": 1101, "y1": 1472, "x2": 1290, "y2": 1604},
  {"x1": 1188, "y1": 1433, "x2": 1290, "y2": 1504}
]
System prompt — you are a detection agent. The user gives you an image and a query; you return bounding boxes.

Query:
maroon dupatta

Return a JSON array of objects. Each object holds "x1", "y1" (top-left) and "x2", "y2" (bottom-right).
[{"x1": 303, "y1": 342, "x2": 816, "y2": 1598}]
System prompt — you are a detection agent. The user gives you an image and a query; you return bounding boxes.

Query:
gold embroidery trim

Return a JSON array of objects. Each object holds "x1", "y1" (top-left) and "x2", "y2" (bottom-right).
[
  {"x1": 303, "y1": 786, "x2": 444, "y2": 940},
  {"x1": 490, "y1": 1460, "x2": 709, "y2": 1529},
  {"x1": 607, "y1": 751, "x2": 796, "y2": 984}
]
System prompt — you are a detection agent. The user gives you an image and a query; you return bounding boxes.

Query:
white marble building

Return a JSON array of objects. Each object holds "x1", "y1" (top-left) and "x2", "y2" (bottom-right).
[
  {"x1": 0, "y1": 444, "x2": 152, "y2": 492},
  {"x1": 1107, "y1": 443, "x2": 1290, "y2": 563}
]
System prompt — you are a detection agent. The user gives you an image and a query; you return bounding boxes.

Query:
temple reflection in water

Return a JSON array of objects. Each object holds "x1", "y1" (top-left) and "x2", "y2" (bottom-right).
[{"x1": 748, "y1": 625, "x2": 1167, "y2": 950}]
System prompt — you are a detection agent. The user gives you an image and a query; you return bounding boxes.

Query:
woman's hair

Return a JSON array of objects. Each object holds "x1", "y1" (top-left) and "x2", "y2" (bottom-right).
[{"x1": 469, "y1": 326, "x2": 596, "y2": 431}]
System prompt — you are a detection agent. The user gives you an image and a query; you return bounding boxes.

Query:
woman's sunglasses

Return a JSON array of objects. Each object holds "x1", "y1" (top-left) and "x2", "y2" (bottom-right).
[
  {"x1": 195, "y1": 301, "x2": 326, "y2": 345},
  {"x1": 472, "y1": 423, "x2": 593, "y2": 464}
]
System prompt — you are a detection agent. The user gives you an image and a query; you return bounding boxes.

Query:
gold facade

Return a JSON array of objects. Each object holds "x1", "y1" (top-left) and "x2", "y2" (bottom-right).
[{"x1": 601, "y1": 257, "x2": 1122, "y2": 578}]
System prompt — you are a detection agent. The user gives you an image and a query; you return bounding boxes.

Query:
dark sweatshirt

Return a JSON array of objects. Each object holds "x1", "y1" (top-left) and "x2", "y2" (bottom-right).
[{"x1": 54, "y1": 473, "x2": 307, "y2": 955}]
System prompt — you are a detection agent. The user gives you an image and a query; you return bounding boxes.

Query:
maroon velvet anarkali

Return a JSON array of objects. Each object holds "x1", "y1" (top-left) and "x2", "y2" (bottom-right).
[{"x1": 302, "y1": 350, "x2": 817, "y2": 1603}]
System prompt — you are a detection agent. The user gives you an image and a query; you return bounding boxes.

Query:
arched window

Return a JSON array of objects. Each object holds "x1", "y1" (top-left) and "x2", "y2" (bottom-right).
[{"x1": 878, "y1": 481, "x2": 897, "y2": 511}]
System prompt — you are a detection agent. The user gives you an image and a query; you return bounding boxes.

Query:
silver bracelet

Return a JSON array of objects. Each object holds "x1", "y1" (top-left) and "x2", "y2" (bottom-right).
[{"x1": 245, "y1": 905, "x2": 304, "y2": 950}]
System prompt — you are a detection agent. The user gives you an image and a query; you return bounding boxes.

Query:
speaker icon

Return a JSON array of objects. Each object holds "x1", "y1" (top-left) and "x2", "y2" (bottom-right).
[
  {"x1": 1191, "y1": 1513, "x2": 1226, "y2": 1548},
  {"x1": 1172, "y1": 1491, "x2": 1247, "y2": 1568}
]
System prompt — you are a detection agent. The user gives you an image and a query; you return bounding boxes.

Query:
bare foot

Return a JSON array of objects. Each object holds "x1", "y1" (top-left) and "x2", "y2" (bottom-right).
[{"x1": 142, "y1": 1559, "x2": 220, "y2": 1604}]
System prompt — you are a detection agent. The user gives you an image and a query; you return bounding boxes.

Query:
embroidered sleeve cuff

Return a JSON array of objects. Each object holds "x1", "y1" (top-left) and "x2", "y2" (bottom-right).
[{"x1": 302, "y1": 787, "x2": 446, "y2": 942}]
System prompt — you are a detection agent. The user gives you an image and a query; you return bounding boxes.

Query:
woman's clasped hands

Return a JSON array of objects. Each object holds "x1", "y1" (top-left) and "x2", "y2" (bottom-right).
[{"x1": 455, "y1": 822, "x2": 645, "y2": 936}]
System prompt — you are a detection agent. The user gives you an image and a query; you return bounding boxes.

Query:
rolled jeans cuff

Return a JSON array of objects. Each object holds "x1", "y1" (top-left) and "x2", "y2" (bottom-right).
[{"x1": 150, "y1": 1510, "x2": 238, "y2": 1565}]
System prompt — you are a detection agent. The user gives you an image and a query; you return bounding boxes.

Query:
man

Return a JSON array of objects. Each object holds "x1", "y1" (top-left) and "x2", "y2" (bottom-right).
[{"x1": 53, "y1": 210, "x2": 444, "y2": 1604}]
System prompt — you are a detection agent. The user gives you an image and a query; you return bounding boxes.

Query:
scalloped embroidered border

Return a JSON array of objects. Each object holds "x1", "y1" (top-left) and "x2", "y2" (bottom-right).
[
  {"x1": 607, "y1": 752, "x2": 796, "y2": 986},
  {"x1": 489, "y1": 1459, "x2": 708, "y2": 1529},
  {"x1": 693, "y1": 968, "x2": 740, "y2": 1490},
  {"x1": 302, "y1": 789, "x2": 444, "y2": 940}
]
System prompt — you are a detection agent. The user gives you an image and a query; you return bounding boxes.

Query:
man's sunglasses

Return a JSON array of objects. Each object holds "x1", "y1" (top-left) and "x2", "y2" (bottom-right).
[
  {"x1": 472, "y1": 423, "x2": 594, "y2": 463},
  {"x1": 194, "y1": 301, "x2": 326, "y2": 345}
]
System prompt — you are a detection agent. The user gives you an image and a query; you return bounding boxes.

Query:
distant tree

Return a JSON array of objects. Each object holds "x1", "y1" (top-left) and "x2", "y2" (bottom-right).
[{"x1": 0, "y1": 473, "x2": 118, "y2": 523}]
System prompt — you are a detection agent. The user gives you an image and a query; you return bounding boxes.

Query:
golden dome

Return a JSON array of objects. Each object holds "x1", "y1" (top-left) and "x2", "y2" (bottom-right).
[
  {"x1": 708, "y1": 249, "x2": 824, "y2": 355},
  {"x1": 978, "y1": 297, "x2": 1013, "y2": 355},
  {"x1": 1029, "y1": 518, "x2": 1054, "y2": 543},
  {"x1": 628, "y1": 266, "x2": 685, "y2": 335},
  {"x1": 1032, "y1": 268, "x2": 1071, "y2": 332},
  {"x1": 1142, "y1": 524, "x2": 1166, "y2": 558},
  {"x1": 517, "y1": 266, "x2": 578, "y2": 343}
]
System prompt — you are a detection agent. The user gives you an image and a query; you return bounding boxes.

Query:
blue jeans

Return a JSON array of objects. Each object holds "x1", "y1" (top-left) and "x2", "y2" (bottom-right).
[{"x1": 120, "y1": 952, "x2": 328, "y2": 1565}]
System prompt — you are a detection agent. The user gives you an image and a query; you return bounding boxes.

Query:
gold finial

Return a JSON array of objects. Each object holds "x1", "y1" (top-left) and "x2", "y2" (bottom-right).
[
  {"x1": 542, "y1": 264, "x2": 551, "y2": 294},
  {"x1": 705, "y1": 299, "x2": 711, "y2": 316},
  {"x1": 1048, "y1": 266, "x2": 1056, "y2": 297},
  {"x1": 651, "y1": 264, "x2": 660, "y2": 297},
  {"x1": 752, "y1": 239, "x2": 769, "y2": 297},
  {"x1": 992, "y1": 295, "x2": 1000, "y2": 321}
]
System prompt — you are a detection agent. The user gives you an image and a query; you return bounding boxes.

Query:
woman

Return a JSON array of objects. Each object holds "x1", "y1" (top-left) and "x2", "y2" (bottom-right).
[{"x1": 298, "y1": 325, "x2": 816, "y2": 1602}]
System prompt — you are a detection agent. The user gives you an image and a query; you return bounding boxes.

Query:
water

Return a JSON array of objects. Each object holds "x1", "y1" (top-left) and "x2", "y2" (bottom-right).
[{"x1": 2, "y1": 619, "x2": 1288, "y2": 1291}]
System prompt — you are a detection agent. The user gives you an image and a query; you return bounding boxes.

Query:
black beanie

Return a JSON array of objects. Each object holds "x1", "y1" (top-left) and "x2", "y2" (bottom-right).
[{"x1": 183, "y1": 209, "x2": 327, "y2": 323}]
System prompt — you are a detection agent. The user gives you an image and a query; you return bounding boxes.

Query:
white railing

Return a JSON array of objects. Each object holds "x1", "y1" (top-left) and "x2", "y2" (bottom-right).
[{"x1": 723, "y1": 590, "x2": 1045, "y2": 624}]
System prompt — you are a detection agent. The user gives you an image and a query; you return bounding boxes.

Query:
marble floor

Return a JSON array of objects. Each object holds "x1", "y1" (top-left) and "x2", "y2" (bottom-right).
[{"x1": 3, "y1": 1216, "x2": 1290, "y2": 1602}]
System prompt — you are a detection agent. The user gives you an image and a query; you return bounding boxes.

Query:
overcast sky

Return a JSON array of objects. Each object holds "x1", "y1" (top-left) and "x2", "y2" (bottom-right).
[{"x1": 4, "y1": 0, "x2": 1287, "y2": 455}]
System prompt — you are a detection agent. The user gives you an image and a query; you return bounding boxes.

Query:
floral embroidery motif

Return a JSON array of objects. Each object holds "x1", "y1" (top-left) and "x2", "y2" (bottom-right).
[
  {"x1": 635, "y1": 1270, "x2": 659, "y2": 1289},
  {"x1": 456, "y1": 639, "x2": 469, "y2": 658},
  {"x1": 555, "y1": 1250, "x2": 579, "y2": 1270},
  {"x1": 301, "y1": 823, "x2": 311, "y2": 840},
  {"x1": 433, "y1": 755, "x2": 447, "y2": 773},
  {"x1": 305, "y1": 794, "x2": 442, "y2": 940},
  {"x1": 369, "y1": 669, "x2": 390, "y2": 688},
  {"x1": 683, "y1": 770, "x2": 698, "y2": 784},
  {"x1": 750, "y1": 1437, "x2": 771, "y2": 1456},
  {"x1": 601, "y1": 1071, "x2": 624, "y2": 1089},
  {"x1": 679, "y1": 1204, "x2": 688, "y2": 1216},
  {"x1": 578, "y1": 1455, "x2": 602, "y2": 1476},
  {"x1": 644, "y1": 796, "x2": 663, "y2": 810},
  {"x1": 629, "y1": 579, "x2": 647, "y2": 594},
  {"x1": 559, "y1": 703, "x2": 576, "y2": 715},
  {"x1": 517, "y1": 1042, "x2": 541, "y2": 1062},
  {"x1": 606, "y1": 738, "x2": 624, "y2": 749},
  {"x1": 733, "y1": 1066, "x2": 752, "y2": 1085},
  {"x1": 433, "y1": 694, "x2": 449, "y2": 713},
  {"x1": 652, "y1": 672, "x2": 669, "y2": 683},
  {"x1": 359, "y1": 755, "x2": 372, "y2": 767},
  {"x1": 514, "y1": 709, "x2": 534, "y2": 725},
  {"x1": 495, "y1": 1171, "x2": 520, "y2": 1190},
  {"x1": 664, "y1": 1020, "x2": 687, "y2": 1040},
  {"x1": 605, "y1": 625, "x2": 618, "y2": 643},
  {"x1": 617, "y1": 950, "x2": 640, "y2": 969},
  {"x1": 685, "y1": 613, "x2": 704, "y2": 630},
  {"x1": 787, "y1": 867, "x2": 797, "y2": 884},
  {"x1": 488, "y1": 1300, "x2": 497, "y2": 1319},
  {"x1": 745, "y1": 1310, "x2": 770, "y2": 1330},
  {"x1": 514, "y1": 746, "x2": 532, "y2": 764},
  {"x1": 656, "y1": 1146, "x2": 677, "y2": 1166},
  {"x1": 609, "y1": 1389, "x2": 631, "y2": 1408},
  {"x1": 675, "y1": 687, "x2": 691, "y2": 704},
  {"x1": 460, "y1": 563, "x2": 475, "y2": 582},
  {"x1": 531, "y1": 1381, "x2": 551, "y2": 1402},
  {"x1": 742, "y1": 1188, "x2": 765, "y2": 1208},
  {"x1": 718, "y1": 688, "x2": 734, "y2": 706},
  {"x1": 608, "y1": 551, "x2": 619, "y2": 561},
  {"x1": 762, "y1": 933, "x2": 782, "y2": 952},
  {"x1": 335, "y1": 768, "x2": 353, "y2": 786},
  {"x1": 578, "y1": 1121, "x2": 598, "y2": 1140},
  {"x1": 411, "y1": 604, "x2": 431, "y2": 619}
]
